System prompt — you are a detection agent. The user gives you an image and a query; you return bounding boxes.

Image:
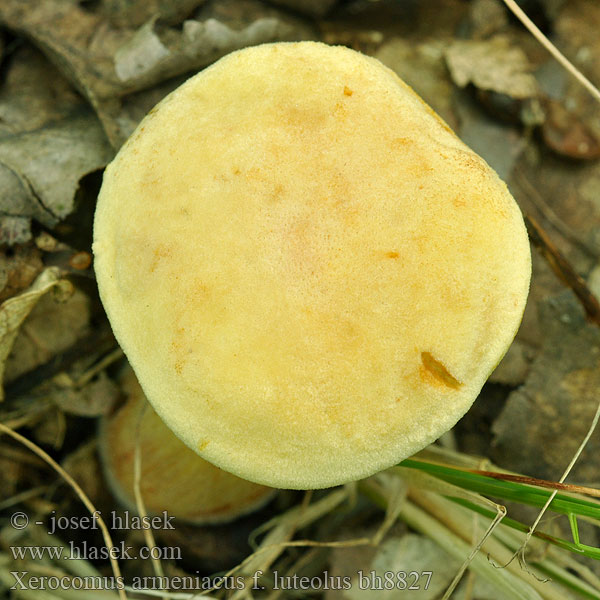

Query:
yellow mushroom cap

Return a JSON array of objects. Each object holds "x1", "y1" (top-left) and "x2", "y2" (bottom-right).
[
  {"x1": 100, "y1": 367, "x2": 275, "y2": 523},
  {"x1": 93, "y1": 41, "x2": 531, "y2": 490}
]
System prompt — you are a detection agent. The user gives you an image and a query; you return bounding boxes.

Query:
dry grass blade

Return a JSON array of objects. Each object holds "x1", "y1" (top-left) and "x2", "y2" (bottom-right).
[
  {"x1": 441, "y1": 503, "x2": 507, "y2": 600},
  {"x1": 470, "y1": 470, "x2": 600, "y2": 498},
  {"x1": 501, "y1": 0, "x2": 600, "y2": 104},
  {"x1": 0, "y1": 422, "x2": 127, "y2": 600},
  {"x1": 132, "y1": 401, "x2": 166, "y2": 594}
]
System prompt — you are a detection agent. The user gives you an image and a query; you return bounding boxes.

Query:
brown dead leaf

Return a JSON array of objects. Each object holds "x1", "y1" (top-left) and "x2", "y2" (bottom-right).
[
  {"x1": 0, "y1": 0, "x2": 316, "y2": 147},
  {"x1": 554, "y1": 0, "x2": 600, "y2": 84},
  {"x1": 52, "y1": 372, "x2": 119, "y2": 417},
  {"x1": 4, "y1": 288, "x2": 90, "y2": 383},
  {"x1": 0, "y1": 268, "x2": 72, "y2": 402},
  {"x1": 445, "y1": 35, "x2": 539, "y2": 99},
  {"x1": 0, "y1": 112, "x2": 114, "y2": 226},
  {"x1": 0, "y1": 46, "x2": 114, "y2": 232},
  {"x1": 0, "y1": 245, "x2": 44, "y2": 303},
  {"x1": 30, "y1": 405, "x2": 67, "y2": 449},
  {"x1": 509, "y1": 149, "x2": 600, "y2": 263},
  {"x1": 468, "y1": 0, "x2": 509, "y2": 39}
]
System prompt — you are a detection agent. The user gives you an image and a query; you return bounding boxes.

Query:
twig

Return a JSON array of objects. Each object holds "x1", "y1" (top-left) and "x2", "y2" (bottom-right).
[
  {"x1": 514, "y1": 168, "x2": 598, "y2": 259},
  {"x1": 525, "y1": 214, "x2": 600, "y2": 326}
]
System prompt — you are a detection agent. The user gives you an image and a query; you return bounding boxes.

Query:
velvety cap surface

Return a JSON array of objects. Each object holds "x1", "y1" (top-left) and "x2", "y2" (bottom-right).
[
  {"x1": 100, "y1": 368, "x2": 275, "y2": 522},
  {"x1": 93, "y1": 42, "x2": 531, "y2": 489}
]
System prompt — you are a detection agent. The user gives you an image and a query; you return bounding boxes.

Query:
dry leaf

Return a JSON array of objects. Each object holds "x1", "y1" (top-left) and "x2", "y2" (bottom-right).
[
  {"x1": 0, "y1": 245, "x2": 44, "y2": 302},
  {"x1": 554, "y1": 0, "x2": 600, "y2": 84},
  {"x1": 0, "y1": 46, "x2": 113, "y2": 233},
  {"x1": 105, "y1": 0, "x2": 317, "y2": 144},
  {"x1": 445, "y1": 35, "x2": 539, "y2": 99},
  {"x1": 0, "y1": 112, "x2": 114, "y2": 227},
  {"x1": 0, "y1": 268, "x2": 72, "y2": 402},
  {"x1": 52, "y1": 372, "x2": 119, "y2": 417},
  {"x1": 0, "y1": 0, "x2": 316, "y2": 147},
  {"x1": 4, "y1": 288, "x2": 90, "y2": 383},
  {"x1": 0, "y1": 217, "x2": 34, "y2": 246}
]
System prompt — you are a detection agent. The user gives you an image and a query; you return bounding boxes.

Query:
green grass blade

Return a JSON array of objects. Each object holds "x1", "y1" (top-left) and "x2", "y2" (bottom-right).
[{"x1": 400, "y1": 460, "x2": 600, "y2": 522}]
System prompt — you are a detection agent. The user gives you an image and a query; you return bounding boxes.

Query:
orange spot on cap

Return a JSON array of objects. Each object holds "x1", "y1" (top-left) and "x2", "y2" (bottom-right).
[{"x1": 420, "y1": 351, "x2": 462, "y2": 390}]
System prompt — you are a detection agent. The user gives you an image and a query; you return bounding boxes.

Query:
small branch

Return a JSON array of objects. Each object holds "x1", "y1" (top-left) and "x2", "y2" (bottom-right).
[{"x1": 525, "y1": 214, "x2": 600, "y2": 326}]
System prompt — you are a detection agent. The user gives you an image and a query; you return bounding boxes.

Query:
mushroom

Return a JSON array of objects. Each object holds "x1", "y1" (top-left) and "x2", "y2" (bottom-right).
[
  {"x1": 100, "y1": 367, "x2": 276, "y2": 524},
  {"x1": 93, "y1": 41, "x2": 531, "y2": 490}
]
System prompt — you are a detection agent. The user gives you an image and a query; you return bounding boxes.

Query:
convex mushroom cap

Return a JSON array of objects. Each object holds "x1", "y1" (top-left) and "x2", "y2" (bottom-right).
[
  {"x1": 100, "y1": 367, "x2": 275, "y2": 523},
  {"x1": 93, "y1": 41, "x2": 531, "y2": 490}
]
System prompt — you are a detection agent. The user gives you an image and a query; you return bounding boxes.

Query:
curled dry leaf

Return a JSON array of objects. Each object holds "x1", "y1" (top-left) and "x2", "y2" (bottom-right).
[
  {"x1": 0, "y1": 46, "x2": 113, "y2": 236},
  {"x1": 52, "y1": 372, "x2": 119, "y2": 417},
  {"x1": 0, "y1": 113, "x2": 114, "y2": 227},
  {"x1": 0, "y1": 0, "x2": 315, "y2": 147},
  {"x1": 4, "y1": 288, "x2": 90, "y2": 384},
  {"x1": 107, "y1": 0, "x2": 317, "y2": 144},
  {"x1": 0, "y1": 268, "x2": 72, "y2": 402},
  {"x1": 113, "y1": 2, "x2": 312, "y2": 88},
  {"x1": 0, "y1": 245, "x2": 44, "y2": 303},
  {"x1": 445, "y1": 35, "x2": 539, "y2": 99}
]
